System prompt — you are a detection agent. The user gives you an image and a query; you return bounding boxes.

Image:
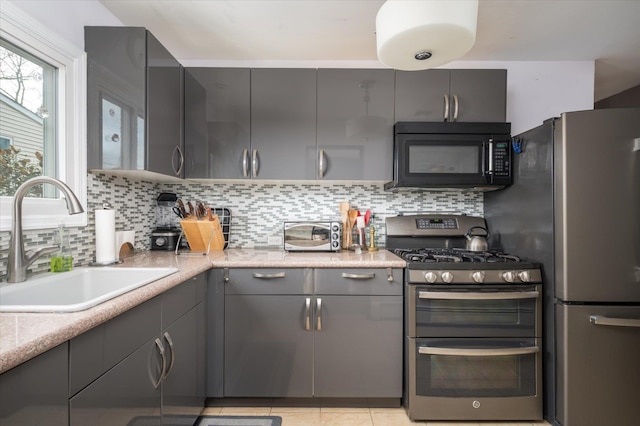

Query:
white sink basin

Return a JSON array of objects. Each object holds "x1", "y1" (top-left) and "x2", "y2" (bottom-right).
[{"x1": 0, "y1": 267, "x2": 178, "y2": 313}]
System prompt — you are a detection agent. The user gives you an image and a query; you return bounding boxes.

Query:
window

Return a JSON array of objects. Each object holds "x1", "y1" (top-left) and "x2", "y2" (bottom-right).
[
  {"x1": 0, "y1": 135, "x2": 12, "y2": 149},
  {"x1": 0, "y1": 2, "x2": 87, "y2": 230}
]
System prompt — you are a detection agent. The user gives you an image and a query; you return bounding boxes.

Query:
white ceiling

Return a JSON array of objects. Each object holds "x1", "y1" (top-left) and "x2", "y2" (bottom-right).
[{"x1": 100, "y1": 0, "x2": 640, "y2": 101}]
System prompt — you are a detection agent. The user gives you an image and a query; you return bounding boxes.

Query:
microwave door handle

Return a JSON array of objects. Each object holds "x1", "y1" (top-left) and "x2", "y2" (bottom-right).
[
  {"x1": 418, "y1": 346, "x2": 540, "y2": 357},
  {"x1": 487, "y1": 139, "x2": 494, "y2": 175}
]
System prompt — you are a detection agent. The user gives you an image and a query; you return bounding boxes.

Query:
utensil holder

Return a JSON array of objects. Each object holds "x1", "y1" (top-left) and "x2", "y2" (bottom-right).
[{"x1": 179, "y1": 215, "x2": 225, "y2": 253}]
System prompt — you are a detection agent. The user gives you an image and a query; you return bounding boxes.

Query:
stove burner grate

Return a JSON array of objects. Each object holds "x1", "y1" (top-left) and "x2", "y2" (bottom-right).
[{"x1": 393, "y1": 248, "x2": 522, "y2": 264}]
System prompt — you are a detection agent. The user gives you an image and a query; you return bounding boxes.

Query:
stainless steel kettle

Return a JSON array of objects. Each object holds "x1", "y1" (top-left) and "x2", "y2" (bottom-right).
[{"x1": 464, "y1": 226, "x2": 490, "y2": 251}]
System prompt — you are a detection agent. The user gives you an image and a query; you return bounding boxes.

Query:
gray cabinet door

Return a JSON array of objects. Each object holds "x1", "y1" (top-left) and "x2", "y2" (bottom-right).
[
  {"x1": 317, "y1": 69, "x2": 394, "y2": 180},
  {"x1": 449, "y1": 69, "x2": 506, "y2": 122},
  {"x1": 395, "y1": 69, "x2": 506, "y2": 123},
  {"x1": 224, "y1": 294, "x2": 313, "y2": 397},
  {"x1": 184, "y1": 68, "x2": 251, "y2": 179},
  {"x1": 395, "y1": 69, "x2": 450, "y2": 122},
  {"x1": 251, "y1": 69, "x2": 317, "y2": 179},
  {"x1": 313, "y1": 295, "x2": 403, "y2": 398},
  {"x1": 146, "y1": 32, "x2": 183, "y2": 177},
  {"x1": 162, "y1": 306, "x2": 202, "y2": 425},
  {"x1": 0, "y1": 343, "x2": 68, "y2": 425},
  {"x1": 70, "y1": 337, "x2": 163, "y2": 425}
]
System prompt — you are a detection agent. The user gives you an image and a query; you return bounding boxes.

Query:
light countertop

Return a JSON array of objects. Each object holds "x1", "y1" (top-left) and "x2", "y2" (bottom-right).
[{"x1": 0, "y1": 249, "x2": 404, "y2": 373}]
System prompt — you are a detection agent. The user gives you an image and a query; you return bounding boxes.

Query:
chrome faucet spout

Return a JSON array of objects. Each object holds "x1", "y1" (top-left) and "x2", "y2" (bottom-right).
[{"x1": 7, "y1": 177, "x2": 84, "y2": 283}]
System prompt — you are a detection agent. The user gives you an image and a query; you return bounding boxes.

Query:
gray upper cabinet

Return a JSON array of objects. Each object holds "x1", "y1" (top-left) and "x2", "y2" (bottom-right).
[
  {"x1": 251, "y1": 69, "x2": 317, "y2": 179},
  {"x1": 86, "y1": 27, "x2": 184, "y2": 178},
  {"x1": 317, "y1": 69, "x2": 394, "y2": 180},
  {"x1": 395, "y1": 69, "x2": 507, "y2": 122},
  {"x1": 0, "y1": 343, "x2": 69, "y2": 425},
  {"x1": 184, "y1": 68, "x2": 250, "y2": 179}
]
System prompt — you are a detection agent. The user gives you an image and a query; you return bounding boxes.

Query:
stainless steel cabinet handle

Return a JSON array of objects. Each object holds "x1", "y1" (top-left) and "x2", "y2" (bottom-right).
[
  {"x1": 172, "y1": 145, "x2": 184, "y2": 176},
  {"x1": 387, "y1": 268, "x2": 394, "y2": 282},
  {"x1": 452, "y1": 94, "x2": 459, "y2": 122},
  {"x1": 153, "y1": 338, "x2": 166, "y2": 388},
  {"x1": 418, "y1": 290, "x2": 539, "y2": 300},
  {"x1": 162, "y1": 332, "x2": 175, "y2": 379},
  {"x1": 305, "y1": 297, "x2": 311, "y2": 331},
  {"x1": 590, "y1": 315, "x2": 640, "y2": 328},
  {"x1": 242, "y1": 149, "x2": 249, "y2": 178},
  {"x1": 341, "y1": 272, "x2": 376, "y2": 279},
  {"x1": 252, "y1": 272, "x2": 286, "y2": 279},
  {"x1": 443, "y1": 94, "x2": 449, "y2": 121},
  {"x1": 316, "y1": 297, "x2": 322, "y2": 332},
  {"x1": 252, "y1": 149, "x2": 259, "y2": 177},
  {"x1": 419, "y1": 345, "x2": 539, "y2": 357},
  {"x1": 319, "y1": 149, "x2": 325, "y2": 179}
]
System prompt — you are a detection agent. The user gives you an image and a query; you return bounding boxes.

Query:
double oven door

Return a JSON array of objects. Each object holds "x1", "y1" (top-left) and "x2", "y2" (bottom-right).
[{"x1": 405, "y1": 283, "x2": 543, "y2": 421}]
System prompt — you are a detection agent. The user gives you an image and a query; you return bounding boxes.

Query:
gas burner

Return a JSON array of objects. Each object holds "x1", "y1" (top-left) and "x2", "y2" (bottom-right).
[{"x1": 393, "y1": 248, "x2": 523, "y2": 264}]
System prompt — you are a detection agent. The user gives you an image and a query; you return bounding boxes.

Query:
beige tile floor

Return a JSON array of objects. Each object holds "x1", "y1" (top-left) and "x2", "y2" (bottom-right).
[{"x1": 201, "y1": 406, "x2": 552, "y2": 426}]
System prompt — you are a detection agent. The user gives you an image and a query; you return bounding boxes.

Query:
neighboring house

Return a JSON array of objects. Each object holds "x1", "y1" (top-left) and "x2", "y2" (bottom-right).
[{"x1": 0, "y1": 92, "x2": 43, "y2": 162}]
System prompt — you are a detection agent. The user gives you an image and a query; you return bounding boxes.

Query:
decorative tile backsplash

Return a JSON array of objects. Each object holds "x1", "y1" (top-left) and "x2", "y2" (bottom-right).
[{"x1": 0, "y1": 173, "x2": 483, "y2": 279}]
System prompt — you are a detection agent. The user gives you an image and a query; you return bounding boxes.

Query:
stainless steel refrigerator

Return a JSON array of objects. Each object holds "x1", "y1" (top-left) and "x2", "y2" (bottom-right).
[{"x1": 484, "y1": 108, "x2": 640, "y2": 426}]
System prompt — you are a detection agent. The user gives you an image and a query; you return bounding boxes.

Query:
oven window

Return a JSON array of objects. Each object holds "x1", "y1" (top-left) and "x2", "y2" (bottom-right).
[
  {"x1": 408, "y1": 145, "x2": 479, "y2": 174},
  {"x1": 415, "y1": 338, "x2": 538, "y2": 398},
  {"x1": 414, "y1": 287, "x2": 537, "y2": 338}
]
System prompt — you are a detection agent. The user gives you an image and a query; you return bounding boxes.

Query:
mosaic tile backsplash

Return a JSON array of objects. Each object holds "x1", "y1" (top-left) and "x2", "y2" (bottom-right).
[{"x1": 0, "y1": 172, "x2": 483, "y2": 279}]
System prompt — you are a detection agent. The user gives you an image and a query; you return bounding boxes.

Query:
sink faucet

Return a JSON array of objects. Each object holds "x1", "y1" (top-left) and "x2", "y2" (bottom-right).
[{"x1": 7, "y1": 176, "x2": 84, "y2": 283}]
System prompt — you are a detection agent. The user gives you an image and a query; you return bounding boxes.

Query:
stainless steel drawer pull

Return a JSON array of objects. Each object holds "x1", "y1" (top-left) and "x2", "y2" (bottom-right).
[
  {"x1": 418, "y1": 290, "x2": 539, "y2": 301},
  {"x1": 419, "y1": 346, "x2": 539, "y2": 357},
  {"x1": 341, "y1": 272, "x2": 375, "y2": 279},
  {"x1": 253, "y1": 272, "x2": 286, "y2": 279},
  {"x1": 589, "y1": 315, "x2": 640, "y2": 328}
]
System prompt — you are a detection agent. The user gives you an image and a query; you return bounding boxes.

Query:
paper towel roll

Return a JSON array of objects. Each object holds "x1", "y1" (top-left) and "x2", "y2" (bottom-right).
[{"x1": 95, "y1": 209, "x2": 116, "y2": 263}]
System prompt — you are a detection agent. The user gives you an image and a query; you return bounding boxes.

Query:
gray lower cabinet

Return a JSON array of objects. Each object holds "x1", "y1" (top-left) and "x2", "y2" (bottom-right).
[
  {"x1": 395, "y1": 69, "x2": 507, "y2": 122},
  {"x1": 69, "y1": 273, "x2": 206, "y2": 425},
  {"x1": 0, "y1": 343, "x2": 69, "y2": 425},
  {"x1": 223, "y1": 268, "x2": 402, "y2": 398},
  {"x1": 316, "y1": 69, "x2": 395, "y2": 180}
]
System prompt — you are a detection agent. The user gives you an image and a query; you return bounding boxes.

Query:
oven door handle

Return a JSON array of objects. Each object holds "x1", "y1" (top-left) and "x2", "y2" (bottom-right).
[
  {"x1": 418, "y1": 290, "x2": 539, "y2": 300},
  {"x1": 418, "y1": 346, "x2": 539, "y2": 357}
]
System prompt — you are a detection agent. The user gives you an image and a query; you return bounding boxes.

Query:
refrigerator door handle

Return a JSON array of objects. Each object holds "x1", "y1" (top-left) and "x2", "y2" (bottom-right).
[{"x1": 589, "y1": 315, "x2": 640, "y2": 328}]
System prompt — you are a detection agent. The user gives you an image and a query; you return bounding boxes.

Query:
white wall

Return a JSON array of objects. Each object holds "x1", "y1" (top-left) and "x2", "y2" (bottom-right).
[{"x1": 9, "y1": 1, "x2": 595, "y2": 136}]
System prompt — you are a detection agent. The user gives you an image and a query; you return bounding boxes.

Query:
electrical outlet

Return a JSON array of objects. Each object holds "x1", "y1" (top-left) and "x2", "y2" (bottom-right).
[{"x1": 268, "y1": 236, "x2": 283, "y2": 246}]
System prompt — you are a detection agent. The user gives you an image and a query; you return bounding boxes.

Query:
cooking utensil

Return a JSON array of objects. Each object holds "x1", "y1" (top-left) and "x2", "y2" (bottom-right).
[
  {"x1": 172, "y1": 206, "x2": 184, "y2": 219},
  {"x1": 176, "y1": 199, "x2": 189, "y2": 218},
  {"x1": 464, "y1": 226, "x2": 490, "y2": 251},
  {"x1": 187, "y1": 201, "x2": 196, "y2": 218}
]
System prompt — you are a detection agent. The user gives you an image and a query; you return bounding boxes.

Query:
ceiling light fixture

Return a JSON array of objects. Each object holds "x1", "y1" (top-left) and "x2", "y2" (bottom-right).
[{"x1": 376, "y1": 0, "x2": 479, "y2": 71}]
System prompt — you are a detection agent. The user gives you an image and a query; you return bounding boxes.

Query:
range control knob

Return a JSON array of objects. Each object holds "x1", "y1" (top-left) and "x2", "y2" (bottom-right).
[
  {"x1": 502, "y1": 271, "x2": 517, "y2": 283},
  {"x1": 441, "y1": 271, "x2": 454, "y2": 284},
  {"x1": 424, "y1": 271, "x2": 438, "y2": 283},
  {"x1": 471, "y1": 271, "x2": 486, "y2": 283},
  {"x1": 518, "y1": 270, "x2": 532, "y2": 282}
]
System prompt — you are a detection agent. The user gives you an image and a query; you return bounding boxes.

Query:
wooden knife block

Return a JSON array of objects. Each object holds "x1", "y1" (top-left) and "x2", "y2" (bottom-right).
[{"x1": 180, "y1": 215, "x2": 225, "y2": 252}]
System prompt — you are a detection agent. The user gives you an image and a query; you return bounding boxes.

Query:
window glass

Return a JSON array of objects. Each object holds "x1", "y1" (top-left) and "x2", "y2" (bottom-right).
[{"x1": 0, "y1": 38, "x2": 57, "y2": 197}]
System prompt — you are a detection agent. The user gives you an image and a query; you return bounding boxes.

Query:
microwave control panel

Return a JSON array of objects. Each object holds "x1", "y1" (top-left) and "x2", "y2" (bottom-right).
[{"x1": 489, "y1": 139, "x2": 512, "y2": 185}]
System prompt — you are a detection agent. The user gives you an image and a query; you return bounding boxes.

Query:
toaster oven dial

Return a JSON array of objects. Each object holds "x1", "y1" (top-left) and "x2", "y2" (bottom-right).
[
  {"x1": 441, "y1": 271, "x2": 454, "y2": 283},
  {"x1": 518, "y1": 270, "x2": 532, "y2": 282},
  {"x1": 502, "y1": 271, "x2": 517, "y2": 283},
  {"x1": 471, "y1": 271, "x2": 486, "y2": 283},
  {"x1": 332, "y1": 224, "x2": 340, "y2": 232},
  {"x1": 332, "y1": 240, "x2": 340, "y2": 249},
  {"x1": 424, "y1": 271, "x2": 438, "y2": 283}
]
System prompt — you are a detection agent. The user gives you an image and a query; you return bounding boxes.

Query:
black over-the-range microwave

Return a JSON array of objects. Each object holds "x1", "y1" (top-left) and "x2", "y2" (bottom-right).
[{"x1": 384, "y1": 122, "x2": 512, "y2": 191}]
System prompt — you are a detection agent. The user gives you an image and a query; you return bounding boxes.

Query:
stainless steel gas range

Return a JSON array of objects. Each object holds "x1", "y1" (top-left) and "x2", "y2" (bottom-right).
[{"x1": 386, "y1": 214, "x2": 543, "y2": 422}]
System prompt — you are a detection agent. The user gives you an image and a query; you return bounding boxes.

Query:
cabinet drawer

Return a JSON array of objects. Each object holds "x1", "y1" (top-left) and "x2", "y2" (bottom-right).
[
  {"x1": 162, "y1": 273, "x2": 202, "y2": 328},
  {"x1": 225, "y1": 268, "x2": 311, "y2": 295},
  {"x1": 69, "y1": 296, "x2": 161, "y2": 396},
  {"x1": 314, "y1": 268, "x2": 403, "y2": 295}
]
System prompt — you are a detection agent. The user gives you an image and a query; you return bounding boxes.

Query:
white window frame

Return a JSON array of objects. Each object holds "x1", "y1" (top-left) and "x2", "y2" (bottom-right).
[{"x1": 0, "y1": 2, "x2": 87, "y2": 231}]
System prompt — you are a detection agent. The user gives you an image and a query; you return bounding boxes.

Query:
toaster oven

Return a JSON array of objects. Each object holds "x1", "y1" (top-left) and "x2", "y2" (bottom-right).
[{"x1": 283, "y1": 221, "x2": 341, "y2": 252}]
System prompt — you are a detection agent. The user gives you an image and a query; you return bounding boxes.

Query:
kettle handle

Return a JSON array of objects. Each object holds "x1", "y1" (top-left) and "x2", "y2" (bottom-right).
[{"x1": 466, "y1": 226, "x2": 490, "y2": 238}]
